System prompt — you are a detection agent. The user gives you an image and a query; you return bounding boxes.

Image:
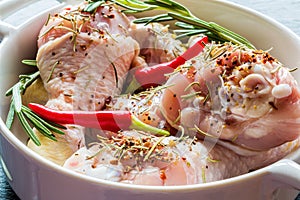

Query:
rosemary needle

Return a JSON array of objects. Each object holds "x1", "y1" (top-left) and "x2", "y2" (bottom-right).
[
  {"x1": 12, "y1": 83, "x2": 22, "y2": 113},
  {"x1": 5, "y1": 101, "x2": 15, "y2": 129},
  {"x1": 16, "y1": 111, "x2": 41, "y2": 146},
  {"x1": 21, "y1": 59, "x2": 37, "y2": 66}
]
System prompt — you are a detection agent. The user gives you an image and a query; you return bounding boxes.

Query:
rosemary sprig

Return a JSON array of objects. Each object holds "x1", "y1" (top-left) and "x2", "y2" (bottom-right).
[
  {"x1": 5, "y1": 60, "x2": 65, "y2": 146},
  {"x1": 84, "y1": 0, "x2": 255, "y2": 49},
  {"x1": 169, "y1": 11, "x2": 255, "y2": 49},
  {"x1": 5, "y1": 71, "x2": 40, "y2": 97}
]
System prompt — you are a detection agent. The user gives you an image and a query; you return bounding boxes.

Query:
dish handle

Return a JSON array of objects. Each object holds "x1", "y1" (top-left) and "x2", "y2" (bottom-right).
[
  {"x1": 0, "y1": 21, "x2": 16, "y2": 43},
  {"x1": 267, "y1": 159, "x2": 300, "y2": 191},
  {"x1": 0, "y1": 0, "x2": 63, "y2": 44},
  {"x1": 0, "y1": 0, "x2": 32, "y2": 39}
]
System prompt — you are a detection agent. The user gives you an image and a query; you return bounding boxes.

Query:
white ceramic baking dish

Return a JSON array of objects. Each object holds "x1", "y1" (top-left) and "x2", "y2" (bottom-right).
[{"x1": 0, "y1": 0, "x2": 300, "y2": 199}]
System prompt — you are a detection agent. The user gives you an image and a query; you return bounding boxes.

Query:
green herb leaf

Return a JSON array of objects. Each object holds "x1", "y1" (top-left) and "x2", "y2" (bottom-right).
[
  {"x1": 5, "y1": 69, "x2": 64, "y2": 146},
  {"x1": 115, "y1": 0, "x2": 156, "y2": 12},
  {"x1": 46, "y1": 61, "x2": 59, "y2": 83},
  {"x1": 145, "y1": 0, "x2": 193, "y2": 17},
  {"x1": 133, "y1": 14, "x2": 173, "y2": 24},
  {"x1": 22, "y1": 105, "x2": 65, "y2": 135},
  {"x1": 6, "y1": 71, "x2": 40, "y2": 96},
  {"x1": 175, "y1": 21, "x2": 197, "y2": 29},
  {"x1": 21, "y1": 59, "x2": 37, "y2": 67},
  {"x1": 19, "y1": 71, "x2": 40, "y2": 94},
  {"x1": 12, "y1": 84, "x2": 22, "y2": 113},
  {"x1": 23, "y1": 110, "x2": 52, "y2": 136},
  {"x1": 16, "y1": 111, "x2": 41, "y2": 146},
  {"x1": 174, "y1": 29, "x2": 208, "y2": 40},
  {"x1": 5, "y1": 101, "x2": 15, "y2": 129},
  {"x1": 84, "y1": 0, "x2": 105, "y2": 12}
]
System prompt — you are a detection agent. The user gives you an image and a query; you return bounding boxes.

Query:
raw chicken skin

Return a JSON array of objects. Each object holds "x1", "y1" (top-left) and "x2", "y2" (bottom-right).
[
  {"x1": 160, "y1": 43, "x2": 300, "y2": 151},
  {"x1": 63, "y1": 131, "x2": 300, "y2": 185},
  {"x1": 37, "y1": 32, "x2": 139, "y2": 111},
  {"x1": 63, "y1": 131, "x2": 248, "y2": 185},
  {"x1": 38, "y1": 4, "x2": 130, "y2": 48},
  {"x1": 128, "y1": 23, "x2": 185, "y2": 65},
  {"x1": 30, "y1": 31, "x2": 140, "y2": 163}
]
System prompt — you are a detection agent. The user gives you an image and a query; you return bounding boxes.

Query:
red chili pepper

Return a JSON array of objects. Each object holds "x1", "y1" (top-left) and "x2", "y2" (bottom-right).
[
  {"x1": 28, "y1": 103, "x2": 170, "y2": 136},
  {"x1": 125, "y1": 36, "x2": 209, "y2": 93}
]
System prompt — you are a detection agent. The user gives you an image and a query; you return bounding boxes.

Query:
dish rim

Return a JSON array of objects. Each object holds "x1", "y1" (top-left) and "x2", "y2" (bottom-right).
[{"x1": 0, "y1": 0, "x2": 299, "y2": 192}]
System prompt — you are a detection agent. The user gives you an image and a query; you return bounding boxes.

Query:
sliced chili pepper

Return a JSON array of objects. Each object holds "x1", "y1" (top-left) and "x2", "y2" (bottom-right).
[
  {"x1": 125, "y1": 36, "x2": 209, "y2": 93},
  {"x1": 28, "y1": 103, "x2": 170, "y2": 136}
]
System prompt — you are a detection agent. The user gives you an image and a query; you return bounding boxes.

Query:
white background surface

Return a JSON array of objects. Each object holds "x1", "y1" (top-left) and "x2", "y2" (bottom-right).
[{"x1": 228, "y1": 0, "x2": 300, "y2": 36}]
